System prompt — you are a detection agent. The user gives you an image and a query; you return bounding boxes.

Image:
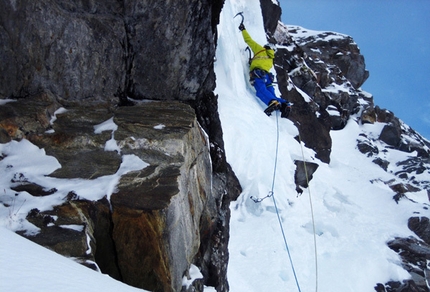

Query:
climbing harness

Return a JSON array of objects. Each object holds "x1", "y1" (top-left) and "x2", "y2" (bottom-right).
[
  {"x1": 251, "y1": 48, "x2": 271, "y2": 61},
  {"x1": 245, "y1": 47, "x2": 271, "y2": 65}
]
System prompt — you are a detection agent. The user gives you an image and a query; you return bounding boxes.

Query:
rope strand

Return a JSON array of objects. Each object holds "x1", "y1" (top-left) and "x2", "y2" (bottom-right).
[
  {"x1": 250, "y1": 109, "x2": 319, "y2": 292},
  {"x1": 290, "y1": 74, "x2": 319, "y2": 292},
  {"x1": 298, "y1": 132, "x2": 319, "y2": 292},
  {"x1": 252, "y1": 111, "x2": 302, "y2": 292}
]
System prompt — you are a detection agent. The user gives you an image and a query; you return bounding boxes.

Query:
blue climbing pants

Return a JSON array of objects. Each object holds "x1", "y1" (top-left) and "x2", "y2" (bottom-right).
[{"x1": 251, "y1": 69, "x2": 286, "y2": 106}]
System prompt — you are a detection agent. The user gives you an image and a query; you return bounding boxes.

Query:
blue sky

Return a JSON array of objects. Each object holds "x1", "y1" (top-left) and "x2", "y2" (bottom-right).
[{"x1": 278, "y1": 0, "x2": 430, "y2": 140}]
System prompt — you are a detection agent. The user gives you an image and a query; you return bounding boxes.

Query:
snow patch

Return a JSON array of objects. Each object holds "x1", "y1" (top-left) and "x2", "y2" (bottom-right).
[
  {"x1": 0, "y1": 99, "x2": 17, "y2": 105},
  {"x1": 49, "y1": 107, "x2": 68, "y2": 125},
  {"x1": 94, "y1": 117, "x2": 120, "y2": 153},
  {"x1": 0, "y1": 139, "x2": 149, "y2": 234},
  {"x1": 182, "y1": 264, "x2": 203, "y2": 289},
  {"x1": 94, "y1": 117, "x2": 118, "y2": 134},
  {"x1": 59, "y1": 224, "x2": 84, "y2": 232}
]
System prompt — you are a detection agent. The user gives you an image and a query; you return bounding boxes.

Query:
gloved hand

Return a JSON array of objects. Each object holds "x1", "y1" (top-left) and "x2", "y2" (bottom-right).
[
  {"x1": 268, "y1": 72, "x2": 275, "y2": 83},
  {"x1": 239, "y1": 23, "x2": 245, "y2": 31}
]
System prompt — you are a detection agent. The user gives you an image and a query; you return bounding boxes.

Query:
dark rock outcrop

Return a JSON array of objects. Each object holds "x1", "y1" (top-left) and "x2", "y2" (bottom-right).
[
  {"x1": 0, "y1": 0, "x2": 126, "y2": 102},
  {"x1": 361, "y1": 106, "x2": 377, "y2": 124},
  {"x1": 269, "y1": 15, "x2": 430, "y2": 168},
  {"x1": 267, "y1": 13, "x2": 372, "y2": 163},
  {"x1": 409, "y1": 217, "x2": 430, "y2": 245},
  {"x1": 0, "y1": 0, "x2": 219, "y2": 103},
  {"x1": 259, "y1": 0, "x2": 281, "y2": 36},
  {"x1": 380, "y1": 123, "x2": 402, "y2": 148},
  {"x1": 381, "y1": 216, "x2": 430, "y2": 292},
  {"x1": 288, "y1": 29, "x2": 369, "y2": 90},
  {"x1": 123, "y1": 0, "x2": 217, "y2": 101},
  {"x1": 0, "y1": 0, "x2": 243, "y2": 291},
  {"x1": 274, "y1": 34, "x2": 333, "y2": 163},
  {"x1": 294, "y1": 160, "x2": 319, "y2": 194}
]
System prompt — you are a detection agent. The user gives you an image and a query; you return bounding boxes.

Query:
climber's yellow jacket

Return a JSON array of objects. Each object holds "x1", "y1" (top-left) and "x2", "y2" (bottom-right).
[{"x1": 241, "y1": 29, "x2": 275, "y2": 72}]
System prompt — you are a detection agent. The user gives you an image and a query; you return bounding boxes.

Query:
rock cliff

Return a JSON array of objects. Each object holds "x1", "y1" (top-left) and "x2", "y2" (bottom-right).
[
  {"x1": 1, "y1": 0, "x2": 241, "y2": 291},
  {"x1": 0, "y1": 0, "x2": 220, "y2": 103}
]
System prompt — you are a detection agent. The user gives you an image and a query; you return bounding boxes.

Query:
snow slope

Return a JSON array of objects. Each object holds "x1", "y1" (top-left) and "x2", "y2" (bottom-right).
[
  {"x1": 215, "y1": 0, "x2": 424, "y2": 291},
  {"x1": 0, "y1": 226, "x2": 145, "y2": 292}
]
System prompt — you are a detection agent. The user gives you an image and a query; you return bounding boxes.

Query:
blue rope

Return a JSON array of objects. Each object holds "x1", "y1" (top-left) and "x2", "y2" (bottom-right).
[{"x1": 271, "y1": 112, "x2": 302, "y2": 292}]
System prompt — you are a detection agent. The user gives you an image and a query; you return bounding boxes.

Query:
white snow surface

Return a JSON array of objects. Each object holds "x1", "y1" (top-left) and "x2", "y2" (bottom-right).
[
  {"x1": 182, "y1": 264, "x2": 204, "y2": 289},
  {"x1": 0, "y1": 226, "x2": 145, "y2": 292},
  {"x1": 0, "y1": 0, "x2": 427, "y2": 291}
]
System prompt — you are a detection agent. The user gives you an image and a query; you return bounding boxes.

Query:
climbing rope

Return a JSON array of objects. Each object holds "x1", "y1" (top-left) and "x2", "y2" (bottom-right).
[
  {"x1": 250, "y1": 111, "x2": 302, "y2": 292},
  {"x1": 286, "y1": 75, "x2": 319, "y2": 291},
  {"x1": 298, "y1": 132, "x2": 319, "y2": 292},
  {"x1": 250, "y1": 108, "x2": 319, "y2": 292}
]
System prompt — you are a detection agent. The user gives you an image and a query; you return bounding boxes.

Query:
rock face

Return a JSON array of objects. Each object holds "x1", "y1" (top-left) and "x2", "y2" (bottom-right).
[
  {"x1": 0, "y1": 0, "x2": 126, "y2": 102},
  {"x1": 25, "y1": 197, "x2": 119, "y2": 276},
  {"x1": 294, "y1": 160, "x2": 319, "y2": 194},
  {"x1": 0, "y1": 0, "x2": 218, "y2": 102},
  {"x1": 110, "y1": 103, "x2": 214, "y2": 292},
  {"x1": 2, "y1": 95, "x2": 240, "y2": 291},
  {"x1": 1, "y1": 0, "x2": 243, "y2": 291},
  {"x1": 382, "y1": 217, "x2": 430, "y2": 292},
  {"x1": 123, "y1": 0, "x2": 218, "y2": 101},
  {"x1": 273, "y1": 24, "x2": 370, "y2": 163}
]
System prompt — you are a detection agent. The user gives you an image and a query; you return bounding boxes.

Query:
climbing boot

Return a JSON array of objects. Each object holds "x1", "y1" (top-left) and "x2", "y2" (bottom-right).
[
  {"x1": 264, "y1": 100, "x2": 281, "y2": 116},
  {"x1": 281, "y1": 102, "x2": 291, "y2": 118}
]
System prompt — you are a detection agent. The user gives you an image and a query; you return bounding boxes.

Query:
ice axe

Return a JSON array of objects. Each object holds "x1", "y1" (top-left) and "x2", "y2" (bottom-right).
[
  {"x1": 234, "y1": 11, "x2": 244, "y2": 26},
  {"x1": 235, "y1": 12, "x2": 251, "y2": 64},
  {"x1": 245, "y1": 47, "x2": 252, "y2": 65}
]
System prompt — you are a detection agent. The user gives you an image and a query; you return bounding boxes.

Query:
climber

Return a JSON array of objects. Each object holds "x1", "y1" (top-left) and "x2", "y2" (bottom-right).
[{"x1": 239, "y1": 23, "x2": 291, "y2": 118}]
